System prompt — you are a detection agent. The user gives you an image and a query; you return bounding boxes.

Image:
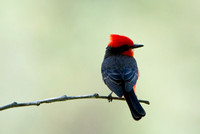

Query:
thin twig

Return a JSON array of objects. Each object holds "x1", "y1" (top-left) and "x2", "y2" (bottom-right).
[{"x1": 0, "y1": 93, "x2": 150, "y2": 111}]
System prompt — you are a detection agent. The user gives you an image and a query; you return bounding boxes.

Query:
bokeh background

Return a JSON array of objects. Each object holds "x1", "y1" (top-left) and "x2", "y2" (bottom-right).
[{"x1": 0, "y1": 0, "x2": 199, "y2": 134}]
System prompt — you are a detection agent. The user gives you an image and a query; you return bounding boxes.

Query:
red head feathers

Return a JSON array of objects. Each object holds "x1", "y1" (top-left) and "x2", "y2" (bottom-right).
[
  {"x1": 108, "y1": 34, "x2": 135, "y2": 57},
  {"x1": 108, "y1": 34, "x2": 134, "y2": 48}
]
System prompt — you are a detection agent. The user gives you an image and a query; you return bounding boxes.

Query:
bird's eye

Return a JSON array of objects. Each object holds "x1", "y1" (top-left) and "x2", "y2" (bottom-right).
[{"x1": 122, "y1": 44, "x2": 130, "y2": 49}]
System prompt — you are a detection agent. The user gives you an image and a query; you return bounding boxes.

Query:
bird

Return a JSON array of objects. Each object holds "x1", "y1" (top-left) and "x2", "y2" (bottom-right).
[{"x1": 101, "y1": 34, "x2": 146, "y2": 120}]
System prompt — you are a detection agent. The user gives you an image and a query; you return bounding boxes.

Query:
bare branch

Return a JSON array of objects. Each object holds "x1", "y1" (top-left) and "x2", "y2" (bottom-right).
[{"x1": 0, "y1": 93, "x2": 150, "y2": 111}]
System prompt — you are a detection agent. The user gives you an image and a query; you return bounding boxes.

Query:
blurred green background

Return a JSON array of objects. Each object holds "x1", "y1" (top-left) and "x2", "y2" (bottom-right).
[{"x1": 0, "y1": 0, "x2": 200, "y2": 134}]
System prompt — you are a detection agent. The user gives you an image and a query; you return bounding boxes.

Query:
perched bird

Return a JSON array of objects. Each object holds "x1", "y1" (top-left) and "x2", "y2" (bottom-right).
[{"x1": 101, "y1": 34, "x2": 146, "y2": 120}]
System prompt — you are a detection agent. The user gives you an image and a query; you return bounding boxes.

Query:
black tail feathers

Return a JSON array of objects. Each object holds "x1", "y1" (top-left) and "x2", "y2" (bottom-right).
[{"x1": 123, "y1": 89, "x2": 146, "y2": 120}]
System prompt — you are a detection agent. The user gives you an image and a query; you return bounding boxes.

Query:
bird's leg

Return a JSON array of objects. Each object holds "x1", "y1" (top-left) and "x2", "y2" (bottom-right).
[{"x1": 107, "y1": 92, "x2": 113, "y2": 102}]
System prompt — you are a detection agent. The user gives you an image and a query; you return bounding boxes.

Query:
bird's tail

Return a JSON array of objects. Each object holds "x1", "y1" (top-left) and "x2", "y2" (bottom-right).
[{"x1": 123, "y1": 86, "x2": 146, "y2": 120}]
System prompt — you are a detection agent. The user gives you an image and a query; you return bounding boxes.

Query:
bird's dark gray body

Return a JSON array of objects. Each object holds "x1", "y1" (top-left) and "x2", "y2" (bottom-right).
[{"x1": 101, "y1": 55, "x2": 139, "y2": 97}]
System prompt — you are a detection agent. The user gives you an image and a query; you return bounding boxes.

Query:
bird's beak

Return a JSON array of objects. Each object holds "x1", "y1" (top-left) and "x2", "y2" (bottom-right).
[{"x1": 131, "y1": 44, "x2": 144, "y2": 49}]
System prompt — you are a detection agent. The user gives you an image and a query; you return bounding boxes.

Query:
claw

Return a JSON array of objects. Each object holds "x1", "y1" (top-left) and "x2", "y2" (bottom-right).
[{"x1": 108, "y1": 92, "x2": 113, "y2": 102}]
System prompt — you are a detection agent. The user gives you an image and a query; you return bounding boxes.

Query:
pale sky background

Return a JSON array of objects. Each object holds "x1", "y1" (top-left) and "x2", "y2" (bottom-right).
[{"x1": 0, "y1": 0, "x2": 200, "y2": 134}]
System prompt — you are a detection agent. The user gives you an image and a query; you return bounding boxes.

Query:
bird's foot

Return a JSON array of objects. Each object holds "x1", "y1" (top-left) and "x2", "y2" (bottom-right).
[{"x1": 107, "y1": 92, "x2": 113, "y2": 102}]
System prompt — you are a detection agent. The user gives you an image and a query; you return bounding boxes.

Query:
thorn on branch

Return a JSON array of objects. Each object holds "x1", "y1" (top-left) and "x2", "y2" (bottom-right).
[
  {"x1": 93, "y1": 93, "x2": 99, "y2": 97},
  {"x1": 13, "y1": 102, "x2": 18, "y2": 105}
]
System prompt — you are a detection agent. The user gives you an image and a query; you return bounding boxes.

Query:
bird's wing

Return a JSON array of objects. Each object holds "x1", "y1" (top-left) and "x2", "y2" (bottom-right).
[
  {"x1": 102, "y1": 69, "x2": 123, "y2": 97},
  {"x1": 123, "y1": 68, "x2": 139, "y2": 92}
]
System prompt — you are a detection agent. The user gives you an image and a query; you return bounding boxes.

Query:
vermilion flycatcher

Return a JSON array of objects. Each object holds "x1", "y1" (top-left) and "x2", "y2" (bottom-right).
[{"x1": 101, "y1": 34, "x2": 146, "y2": 120}]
